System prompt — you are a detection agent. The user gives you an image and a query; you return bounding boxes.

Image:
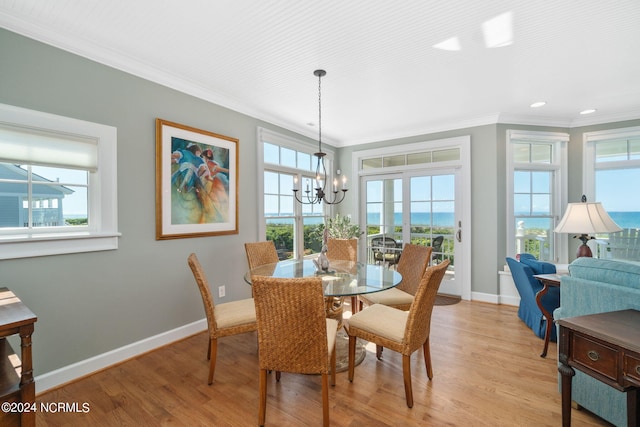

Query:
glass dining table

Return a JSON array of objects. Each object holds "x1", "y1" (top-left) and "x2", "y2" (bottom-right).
[
  {"x1": 244, "y1": 258, "x2": 402, "y2": 324},
  {"x1": 244, "y1": 258, "x2": 402, "y2": 371}
]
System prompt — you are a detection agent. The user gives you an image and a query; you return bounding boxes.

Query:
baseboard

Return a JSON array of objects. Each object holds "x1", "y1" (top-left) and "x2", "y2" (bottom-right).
[
  {"x1": 35, "y1": 318, "x2": 207, "y2": 394},
  {"x1": 471, "y1": 291, "x2": 499, "y2": 304}
]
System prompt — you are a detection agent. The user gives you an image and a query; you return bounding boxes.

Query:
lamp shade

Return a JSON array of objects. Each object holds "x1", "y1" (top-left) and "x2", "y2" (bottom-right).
[{"x1": 554, "y1": 202, "x2": 622, "y2": 234}]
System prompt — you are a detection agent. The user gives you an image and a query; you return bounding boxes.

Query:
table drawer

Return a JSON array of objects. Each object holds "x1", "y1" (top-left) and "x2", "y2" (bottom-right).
[
  {"x1": 624, "y1": 353, "x2": 640, "y2": 385},
  {"x1": 572, "y1": 334, "x2": 618, "y2": 381}
]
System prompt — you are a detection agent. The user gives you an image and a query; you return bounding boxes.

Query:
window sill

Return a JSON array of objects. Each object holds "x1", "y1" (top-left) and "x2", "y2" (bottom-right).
[{"x1": 0, "y1": 232, "x2": 121, "y2": 260}]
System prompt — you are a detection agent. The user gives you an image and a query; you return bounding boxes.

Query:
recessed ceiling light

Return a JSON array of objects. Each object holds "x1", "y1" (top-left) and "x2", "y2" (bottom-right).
[
  {"x1": 530, "y1": 101, "x2": 546, "y2": 108},
  {"x1": 580, "y1": 109, "x2": 597, "y2": 115}
]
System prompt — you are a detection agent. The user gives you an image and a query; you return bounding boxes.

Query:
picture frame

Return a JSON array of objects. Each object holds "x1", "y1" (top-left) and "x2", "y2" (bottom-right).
[{"x1": 155, "y1": 118, "x2": 238, "y2": 240}]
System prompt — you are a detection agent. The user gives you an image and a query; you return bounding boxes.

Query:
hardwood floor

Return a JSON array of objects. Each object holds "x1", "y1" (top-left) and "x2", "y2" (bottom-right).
[{"x1": 35, "y1": 301, "x2": 612, "y2": 426}]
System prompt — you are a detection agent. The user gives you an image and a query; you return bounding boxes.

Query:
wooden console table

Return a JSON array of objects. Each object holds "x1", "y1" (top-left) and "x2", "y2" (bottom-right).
[
  {"x1": 558, "y1": 309, "x2": 640, "y2": 427},
  {"x1": 0, "y1": 288, "x2": 37, "y2": 427},
  {"x1": 533, "y1": 273, "x2": 563, "y2": 358}
]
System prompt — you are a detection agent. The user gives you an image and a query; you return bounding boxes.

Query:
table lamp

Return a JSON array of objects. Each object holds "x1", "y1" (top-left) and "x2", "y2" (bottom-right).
[{"x1": 554, "y1": 195, "x2": 622, "y2": 257}]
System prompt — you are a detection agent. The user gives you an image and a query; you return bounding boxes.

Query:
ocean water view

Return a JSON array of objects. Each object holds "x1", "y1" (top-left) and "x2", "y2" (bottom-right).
[
  {"x1": 368, "y1": 212, "x2": 640, "y2": 230},
  {"x1": 266, "y1": 212, "x2": 640, "y2": 230}
]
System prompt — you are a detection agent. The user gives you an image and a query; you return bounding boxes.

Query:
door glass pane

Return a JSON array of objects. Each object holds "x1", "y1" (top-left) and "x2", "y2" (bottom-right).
[
  {"x1": 383, "y1": 155, "x2": 405, "y2": 168},
  {"x1": 366, "y1": 178, "x2": 402, "y2": 263},
  {"x1": 432, "y1": 148, "x2": 460, "y2": 162}
]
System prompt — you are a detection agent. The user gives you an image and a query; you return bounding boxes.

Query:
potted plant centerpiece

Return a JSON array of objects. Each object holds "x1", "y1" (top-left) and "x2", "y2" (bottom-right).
[
  {"x1": 324, "y1": 213, "x2": 363, "y2": 241},
  {"x1": 312, "y1": 214, "x2": 363, "y2": 272}
]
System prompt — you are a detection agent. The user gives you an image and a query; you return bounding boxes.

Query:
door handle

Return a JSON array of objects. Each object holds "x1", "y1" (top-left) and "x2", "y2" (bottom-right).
[{"x1": 456, "y1": 229, "x2": 462, "y2": 242}]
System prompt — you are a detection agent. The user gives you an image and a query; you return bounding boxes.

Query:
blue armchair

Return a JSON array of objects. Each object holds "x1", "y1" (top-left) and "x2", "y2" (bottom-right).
[{"x1": 505, "y1": 254, "x2": 560, "y2": 341}]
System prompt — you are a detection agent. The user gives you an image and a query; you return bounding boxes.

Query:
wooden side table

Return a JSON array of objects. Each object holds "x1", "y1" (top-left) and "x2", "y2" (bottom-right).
[
  {"x1": 0, "y1": 288, "x2": 37, "y2": 427},
  {"x1": 533, "y1": 273, "x2": 563, "y2": 357},
  {"x1": 557, "y1": 309, "x2": 640, "y2": 427}
]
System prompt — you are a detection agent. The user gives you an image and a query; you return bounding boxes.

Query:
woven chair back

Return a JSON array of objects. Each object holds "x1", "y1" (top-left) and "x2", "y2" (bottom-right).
[
  {"x1": 403, "y1": 260, "x2": 449, "y2": 353},
  {"x1": 326, "y1": 238, "x2": 358, "y2": 262},
  {"x1": 252, "y1": 276, "x2": 330, "y2": 374},
  {"x1": 244, "y1": 241, "x2": 279, "y2": 269},
  {"x1": 396, "y1": 244, "x2": 432, "y2": 295},
  {"x1": 187, "y1": 253, "x2": 218, "y2": 335}
]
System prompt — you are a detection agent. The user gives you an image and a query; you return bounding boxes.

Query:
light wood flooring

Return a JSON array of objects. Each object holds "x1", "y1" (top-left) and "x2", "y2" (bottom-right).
[{"x1": 35, "y1": 300, "x2": 612, "y2": 426}]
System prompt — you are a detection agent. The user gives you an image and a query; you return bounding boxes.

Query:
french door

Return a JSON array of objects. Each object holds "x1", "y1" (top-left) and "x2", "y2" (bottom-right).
[{"x1": 361, "y1": 168, "x2": 463, "y2": 297}]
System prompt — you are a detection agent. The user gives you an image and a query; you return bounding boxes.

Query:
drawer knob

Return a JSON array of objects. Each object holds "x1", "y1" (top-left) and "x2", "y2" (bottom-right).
[
  {"x1": 636, "y1": 365, "x2": 640, "y2": 375},
  {"x1": 587, "y1": 350, "x2": 600, "y2": 362}
]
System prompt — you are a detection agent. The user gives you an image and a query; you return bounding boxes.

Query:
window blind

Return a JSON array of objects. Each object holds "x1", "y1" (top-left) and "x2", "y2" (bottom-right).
[{"x1": 0, "y1": 123, "x2": 98, "y2": 171}]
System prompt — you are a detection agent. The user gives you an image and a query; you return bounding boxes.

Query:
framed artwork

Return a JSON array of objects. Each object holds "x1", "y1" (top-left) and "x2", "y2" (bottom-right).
[{"x1": 155, "y1": 118, "x2": 238, "y2": 239}]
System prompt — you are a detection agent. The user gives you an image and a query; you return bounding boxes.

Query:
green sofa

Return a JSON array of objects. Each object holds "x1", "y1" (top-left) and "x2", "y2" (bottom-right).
[{"x1": 554, "y1": 257, "x2": 640, "y2": 426}]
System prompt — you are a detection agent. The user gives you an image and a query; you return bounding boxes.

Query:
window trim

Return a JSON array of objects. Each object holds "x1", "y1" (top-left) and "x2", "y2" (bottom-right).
[
  {"x1": 0, "y1": 103, "x2": 119, "y2": 259},
  {"x1": 506, "y1": 130, "x2": 568, "y2": 262},
  {"x1": 257, "y1": 128, "x2": 332, "y2": 258},
  {"x1": 583, "y1": 125, "x2": 640, "y2": 201}
]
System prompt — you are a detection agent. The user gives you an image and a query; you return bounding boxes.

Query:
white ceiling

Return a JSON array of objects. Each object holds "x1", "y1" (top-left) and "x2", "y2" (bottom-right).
[{"x1": 2, "y1": 0, "x2": 640, "y2": 147}]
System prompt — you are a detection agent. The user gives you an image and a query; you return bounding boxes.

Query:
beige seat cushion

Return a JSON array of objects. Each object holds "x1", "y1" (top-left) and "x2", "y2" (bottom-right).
[
  {"x1": 216, "y1": 298, "x2": 256, "y2": 328},
  {"x1": 326, "y1": 318, "x2": 338, "y2": 356},
  {"x1": 347, "y1": 303, "x2": 407, "y2": 342},
  {"x1": 361, "y1": 287, "x2": 413, "y2": 306}
]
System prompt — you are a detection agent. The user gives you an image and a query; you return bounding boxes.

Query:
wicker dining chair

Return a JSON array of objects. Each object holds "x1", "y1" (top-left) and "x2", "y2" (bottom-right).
[
  {"x1": 244, "y1": 241, "x2": 280, "y2": 270},
  {"x1": 187, "y1": 253, "x2": 257, "y2": 385},
  {"x1": 252, "y1": 276, "x2": 337, "y2": 427},
  {"x1": 326, "y1": 238, "x2": 359, "y2": 312},
  {"x1": 346, "y1": 260, "x2": 449, "y2": 408},
  {"x1": 358, "y1": 243, "x2": 432, "y2": 311},
  {"x1": 326, "y1": 238, "x2": 358, "y2": 263}
]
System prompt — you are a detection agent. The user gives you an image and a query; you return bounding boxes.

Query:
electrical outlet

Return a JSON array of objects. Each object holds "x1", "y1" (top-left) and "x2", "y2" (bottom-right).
[{"x1": 218, "y1": 285, "x2": 225, "y2": 298}]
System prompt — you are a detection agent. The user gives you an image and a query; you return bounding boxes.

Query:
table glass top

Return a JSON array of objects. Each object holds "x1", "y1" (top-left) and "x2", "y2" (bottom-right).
[{"x1": 244, "y1": 259, "x2": 402, "y2": 297}]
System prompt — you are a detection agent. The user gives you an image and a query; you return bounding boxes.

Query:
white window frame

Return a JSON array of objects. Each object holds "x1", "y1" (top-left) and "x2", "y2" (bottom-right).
[
  {"x1": 583, "y1": 125, "x2": 640, "y2": 258},
  {"x1": 506, "y1": 130, "x2": 568, "y2": 263},
  {"x1": 0, "y1": 103, "x2": 119, "y2": 259},
  {"x1": 583, "y1": 125, "x2": 640, "y2": 199},
  {"x1": 257, "y1": 127, "x2": 331, "y2": 258}
]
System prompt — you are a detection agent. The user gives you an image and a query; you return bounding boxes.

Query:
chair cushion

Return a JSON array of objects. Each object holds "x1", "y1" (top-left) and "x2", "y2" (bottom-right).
[
  {"x1": 216, "y1": 298, "x2": 256, "y2": 329},
  {"x1": 347, "y1": 304, "x2": 407, "y2": 342},
  {"x1": 326, "y1": 318, "x2": 338, "y2": 356},
  {"x1": 361, "y1": 288, "x2": 413, "y2": 306}
]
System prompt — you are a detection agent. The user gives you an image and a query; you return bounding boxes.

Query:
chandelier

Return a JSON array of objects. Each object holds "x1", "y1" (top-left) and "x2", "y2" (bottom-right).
[{"x1": 293, "y1": 69, "x2": 347, "y2": 205}]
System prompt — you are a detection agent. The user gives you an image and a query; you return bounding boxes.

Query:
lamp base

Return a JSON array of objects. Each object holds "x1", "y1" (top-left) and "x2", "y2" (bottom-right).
[{"x1": 576, "y1": 243, "x2": 592, "y2": 258}]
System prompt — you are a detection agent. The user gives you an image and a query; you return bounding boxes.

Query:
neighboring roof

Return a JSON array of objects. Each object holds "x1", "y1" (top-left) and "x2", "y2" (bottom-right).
[{"x1": 0, "y1": 163, "x2": 74, "y2": 196}]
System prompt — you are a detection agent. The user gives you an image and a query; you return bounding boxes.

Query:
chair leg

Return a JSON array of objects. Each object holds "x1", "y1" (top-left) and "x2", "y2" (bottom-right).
[
  {"x1": 208, "y1": 338, "x2": 218, "y2": 385},
  {"x1": 259, "y1": 368, "x2": 267, "y2": 426},
  {"x1": 423, "y1": 338, "x2": 433, "y2": 379},
  {"x1": 348, "y1": 335, "x2": 356, "y2": 382},
  {"x1": 207, "y1": 337, "x2": 211, "y2": 360},
  {"x1": 276, "y1": 371, "x2": 281, "y2": 382},
  {"x1": 376, "y1": 345, "x2": 383, "y2": 359},
  {"x1": 402, "y1": 354, "x2": 414, "y2": 408},
  {"x1": 321, "y1": 373, "x2": 330, "y2": 427},
  {"x1": 330, "y1": 343, "x2": 336, "y2": 386}
]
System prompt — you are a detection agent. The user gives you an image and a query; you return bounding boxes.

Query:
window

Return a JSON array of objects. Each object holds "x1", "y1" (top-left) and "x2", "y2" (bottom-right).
[
  {"x1": 584, "y1": 126, "x2": 640, "y2": 260},
  {"x1": 506, "y1": 130, "x2": 568, "y2": 262},
  {"x1": 0, "y1": 103, "x2": 119, "y2": 259},
  {"x1": 258, "y1": 128, "x2": 327, "y2": 259}
]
